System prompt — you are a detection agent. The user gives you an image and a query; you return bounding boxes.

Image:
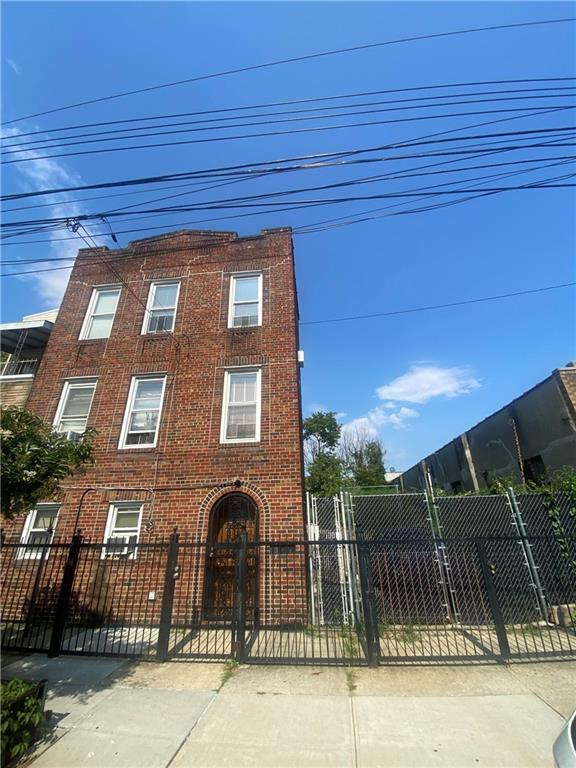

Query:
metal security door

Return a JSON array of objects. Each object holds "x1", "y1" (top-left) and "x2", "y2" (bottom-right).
[{"x1": 203, "y1": 494, "x2": 258, "y2": 621}]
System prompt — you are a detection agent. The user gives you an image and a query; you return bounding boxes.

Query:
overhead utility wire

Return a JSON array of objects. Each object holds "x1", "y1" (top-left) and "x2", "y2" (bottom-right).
[
  {"x1": 3, "y1": 175, "x2": 573, "y2": 251},
  {"x1": 5, "y1": 154, "x2": 572, "y2": 247},
  {"x1": 2, "y1": 165, "x2": 573, "y2": 274},
  {"x1": 3, "y1": 142, "x2": 574, "y2": 245},
  {"x1": 293, "y1": 157, "x2": 576, "y2": 233},
  {"x1": 4, "y1": 149, "x2": 574, "y2": 248},
  {"x1": 6, "y1": 77, "x2": 575, "y2": 139},
  {"x1": 5, "y1": 88, "x2": 575, "y2": 152},
  {"x1": 3, "y1": 132, "x2": 573, "y2": 230},
  {"x1": 3, "y1": 123, "x2": 572, "y2": 202},
  {"x1": 300, "y1": 282, "x2": 576, "y2": 325},
  {"x1": 4, "y1": 104, "x2": 573, "y2": 165},
  {"x1": 3, "y1": 18, "x2": 574, "y2": 125},
  {"x1": 0, "y1": 121, "x2": 576, "y2": 202}
]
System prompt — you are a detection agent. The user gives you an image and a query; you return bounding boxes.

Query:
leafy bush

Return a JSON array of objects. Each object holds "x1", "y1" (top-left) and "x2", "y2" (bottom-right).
[{"x1": 1, "y1": 679, "x2": 46, "y2": 767}]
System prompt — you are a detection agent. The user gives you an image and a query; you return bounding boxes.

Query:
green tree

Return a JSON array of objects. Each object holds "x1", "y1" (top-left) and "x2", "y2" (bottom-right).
[
  {"x1": 303, "y1": 411, "x2": 341, "y2": 465},
  {"x1": 350, "y1": 440, "x2": 387, "y2": 488},
  {"x1": 306, "y1": 453, "x2": 344, "y2": 496},
  {"x1": 303, "y1": 411, "x2": 343, "y2": 495},
  {"x1": 339, "y1": 425, "x2": 387, "y2": 490},
  {"x1": 1, "y1": 406, "x2": 94, "y2": 520}
]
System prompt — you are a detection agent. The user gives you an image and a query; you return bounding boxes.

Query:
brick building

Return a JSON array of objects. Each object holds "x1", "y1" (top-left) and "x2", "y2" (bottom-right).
[{"x1": 4, "y1": 227, "x2": 306, "y2": 627}]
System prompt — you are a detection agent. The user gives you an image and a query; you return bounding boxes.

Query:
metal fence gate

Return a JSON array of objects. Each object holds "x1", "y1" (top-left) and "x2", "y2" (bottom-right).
[{"x1": 2, "y1": 489, "x2": 575, "y2": 665}]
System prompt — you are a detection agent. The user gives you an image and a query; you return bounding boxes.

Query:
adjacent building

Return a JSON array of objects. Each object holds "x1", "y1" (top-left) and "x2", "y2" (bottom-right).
[
  {"x1": 0, "y1": 309, "x2": 58, "y2": 407},
  {"x1": 399, "y1": 364, "x2": 576, "y2": 492},
  {"x1": 3, "y1": 228, "x2": 306, "y2": 621}
]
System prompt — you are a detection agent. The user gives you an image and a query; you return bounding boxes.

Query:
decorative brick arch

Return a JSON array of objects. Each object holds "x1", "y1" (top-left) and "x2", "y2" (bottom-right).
[
  {"x1": 192, "y1": 482, "x2": 270, "y2": 618},
  {"x1": 195, "y1": 481, "x2": 270, "y2": 542}
]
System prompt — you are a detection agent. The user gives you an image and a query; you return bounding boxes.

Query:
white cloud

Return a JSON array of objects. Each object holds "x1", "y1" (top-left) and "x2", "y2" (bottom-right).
[
  {"x1": 3, "y1": 127, "x2": 86, "y2": 306},
  {"x1": 343, "y1": 404, "x2": 419, "y2": 436},
  {"x1": 376, "y1": 364, "x2": 480, "y2": 404},
  {"x1": 6, "y1": 58, "x2": 22, "y2": 75}
]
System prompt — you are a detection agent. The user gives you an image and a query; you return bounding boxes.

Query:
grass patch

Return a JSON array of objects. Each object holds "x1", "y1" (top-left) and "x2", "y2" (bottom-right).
[
  {"x1": 340, "y1": 625, "x2": 360, "y2": 658},
  {"x1": 345, "y1": 668, "x2": 357, "y2": 693},
  {"x1": 398, "y1": 625, "x2": 418, "y2": 644},
  {"x1": 219, "y1": 659, "x2": 240, "y2": 689}
]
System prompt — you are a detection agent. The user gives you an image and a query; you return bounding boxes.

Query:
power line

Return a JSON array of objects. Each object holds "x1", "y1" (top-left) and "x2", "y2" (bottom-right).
[
  {"x1": 299, "y1": 282, "x2": 576, "y2": 325},
  {"x1": 6, "y1": 77, "x2": 574, "y2": 140},
  {"x1": 1, "y1": 172, "x2": 573, "y2": 268},
  {"x1": 5, "y1": 88, "x2": 575, "y2": 153},
  {"x1": 5, "y1": 178, "x2": 575, "y2": 232},
  {"x1": 4, "y1": 124, "x2": 572, "y2": 203},
  {"x1": 4, "y1": 151, "x2": 574, "y2": 251},
  {"x1": 5, "y1": 104, "x2": 574, "y2": 165},
  {"x1": 3, "y1": 18, "x2": 574, "y2": 125}
]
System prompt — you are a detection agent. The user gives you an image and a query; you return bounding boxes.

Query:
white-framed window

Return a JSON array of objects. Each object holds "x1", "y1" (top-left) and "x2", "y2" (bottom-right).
[
  {"x1": 18, "y1": 504, "x2": 60, "y2": 560},
  {"x1": 228, "y1": 273, "x2": 262, "y2": 329},
  {"x1": 220, "y1": 368, "x2": 261, "y2": 443},
  {"x1": 141, "y1": 280, "x2": 180, "y2": 334},
  {"x1": 79, "y1": 286, "x2": 121, "y2": 340},
  {"x1": 119, "y1": 375, "x2": 166, "y2": 449},
  {"x1": 102, "y1": 502, "x2": 143, "y2": 559},
  {"x1": 53, "y1": 379, "x2": 97, "y2": 439}
]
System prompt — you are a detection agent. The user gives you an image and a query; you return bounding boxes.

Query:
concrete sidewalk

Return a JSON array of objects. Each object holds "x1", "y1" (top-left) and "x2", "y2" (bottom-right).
[{"x1": 3, "y1": 654, "x2": 574, "y2": 768}]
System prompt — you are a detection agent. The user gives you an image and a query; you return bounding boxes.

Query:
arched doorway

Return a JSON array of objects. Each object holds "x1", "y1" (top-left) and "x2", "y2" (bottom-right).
[{"x1": 203, "y1": 493, "x2": 258, "y2": 621}]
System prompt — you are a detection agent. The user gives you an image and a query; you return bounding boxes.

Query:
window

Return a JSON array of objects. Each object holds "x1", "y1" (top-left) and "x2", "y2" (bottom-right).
[
  {"x1": 54, "y1": 380, "x2": 97, "y2": 438},
  {"x1": 220, "y1": 369, "x2": 261, "y2": 443},
  {"x1": 523, "y1": 455, "x2": 546, "y2": 483},
  {"x1": 80, "y1": 286, "x2": 121, "y2": 340},
  {"x1": 228, "y1": 273, "x2": 262, "y2": 328},
  {"x1": 18, "y1": 505, "x2": 59, "y2": 560},
  {"x1": 103, "y1": 503, "x2": 143, "y2": 559},
  {"x1": 142, "y1": 281, "x2": 180, "y2": 334},
  {"x1": 119, "y1": 375, "x2": 166, "y2": 448}
]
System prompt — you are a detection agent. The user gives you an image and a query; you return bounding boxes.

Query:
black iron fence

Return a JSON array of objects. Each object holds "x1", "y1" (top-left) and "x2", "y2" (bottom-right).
[{"x1": 1, "y1": 529, "x2": 575, "y2": 665}]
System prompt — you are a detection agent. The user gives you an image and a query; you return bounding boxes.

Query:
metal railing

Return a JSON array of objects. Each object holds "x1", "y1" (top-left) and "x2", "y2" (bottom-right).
[
  {"x1": 0, "y1": 357, "x2": 39, "y2": 377},
  {"x1": 1, "y1": 529, "x2": 574, "y2": 665}
]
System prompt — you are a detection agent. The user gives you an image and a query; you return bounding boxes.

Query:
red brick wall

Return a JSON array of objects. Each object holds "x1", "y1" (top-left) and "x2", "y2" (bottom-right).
[
  {"x1": 2, "y1": 228, "x2": 307, "y2": 629},
  {"x1": 16, "y1": 227, "x2": 304, "y2": 544}
]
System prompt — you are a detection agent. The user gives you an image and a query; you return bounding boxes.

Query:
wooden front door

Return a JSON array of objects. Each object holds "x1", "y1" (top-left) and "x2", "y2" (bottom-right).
[{"x1": 203, "y1": 494, "x2": 258, "y2": 621}]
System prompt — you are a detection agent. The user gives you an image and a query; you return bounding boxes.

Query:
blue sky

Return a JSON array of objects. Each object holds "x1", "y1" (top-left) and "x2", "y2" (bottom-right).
[{"x1": 2, "y1": 1, "x2": 575, "y2": 470}]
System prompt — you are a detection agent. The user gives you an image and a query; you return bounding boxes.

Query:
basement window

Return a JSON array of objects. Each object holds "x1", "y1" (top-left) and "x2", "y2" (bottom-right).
[
  {"x1": 103, "y1": 503, "x2": 143, "y2": 559},
  {"x1": 119, "y1": 375, "x2": 166, "y2": 448},
  {"x1": 228, "y1": 273, "x2": 262, "y2": 328},
  {"x1": 79, "y1": 286, "x2": 121, "y2": 340},
  {"x1": 18, "y1": 505, "x2": 60, "y2": 560},
  {"x1": 142, "y1": 281, "x2": 180, "y2": 334},
  {"x1": 220, "y1": 368, "x2": 261, "y2": 443},
  {"x1": 53, "y1": 379, "x2": 97, "y2": 439}
]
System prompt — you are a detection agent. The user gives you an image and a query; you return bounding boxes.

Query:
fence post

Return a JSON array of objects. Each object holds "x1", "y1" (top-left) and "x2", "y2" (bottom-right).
[
  {"x1": 232, "y1": 532, "x2": 248, "y2": 663},
  {"x1": 355, "y1": 528, "x2": 380, "y2": 667},
  {"x1": 476, "y1": 540, "x2": 511, "y2": 662},
  {"x1": 48, "y1": 532, "x2": 82, "y2": 657},
  {"x1": 157, "y1": 529, "x2": 180, "y2": 662},
  {"x1": 507, "y1": 487, "x2": 549, "y2": 621},
  {"x1": 23, "y1": 541, "x2": 50, "y2": 639}
]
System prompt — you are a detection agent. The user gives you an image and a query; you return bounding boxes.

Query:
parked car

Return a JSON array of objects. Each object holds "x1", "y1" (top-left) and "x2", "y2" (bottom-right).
[{"x1": 554, "y1": 711, "x2": 576, "y2": 768}]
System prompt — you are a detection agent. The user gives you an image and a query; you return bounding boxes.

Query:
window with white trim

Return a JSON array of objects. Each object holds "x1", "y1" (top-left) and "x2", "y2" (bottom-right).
[
  {"x1": 119, "y1": 375, "x2": 166, "y2": 448},
  {"x1": 18, "y1": 505, "x2": 59, "y2": 560},
  {"x1": 228, "y1": 273, "x2": 262, "y2": 328},
  {"x1": 220, "y1": 369, "x2": 261, "y2": 443},
  {"x1": 79, "y1": 286, "x2": 121, "y2": 340},
  {"x1": 53, "y1": 380, "x2": 97, "y2": 439},
  {"x1": 103, "y1": 503, "x2": 143, "y2": 559},
  {"x1": 142, "y1": 280, "x2": 180, "y2": 334}
]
